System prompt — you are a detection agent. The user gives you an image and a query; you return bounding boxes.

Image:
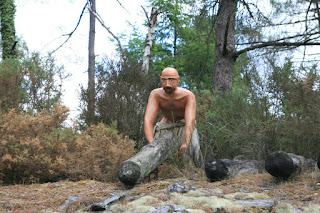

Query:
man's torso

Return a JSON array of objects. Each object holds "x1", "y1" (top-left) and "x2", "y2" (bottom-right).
[{"x1": 155, "y1": 87, "x2": 191, "y2": 123}]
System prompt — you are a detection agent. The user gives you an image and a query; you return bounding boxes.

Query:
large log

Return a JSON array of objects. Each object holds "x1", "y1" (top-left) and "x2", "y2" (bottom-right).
[
  {"x1": 265, "y1": 151, "x2": 316, "y2": 179},
  {"x1": 118, "y1": 132, "x2": 179, "y2": 187},
  {"x1": 205, "y1": 159, "x2": 265, "y2": 182}
]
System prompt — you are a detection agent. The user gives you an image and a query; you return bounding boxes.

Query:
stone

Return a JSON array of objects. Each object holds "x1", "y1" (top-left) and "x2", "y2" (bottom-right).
[
  {"x1": 167, "y1": 180, "x2": 196, "y2": 194},
  {"x1": 147, "y1": 203, "x2": 188, "y2": 213},
  {"x1": 59, "y1": 196, "x2": 80, "y2": 211},
  {"x1": 89, "y1": 194, "x2": 125, "y2": 211}
]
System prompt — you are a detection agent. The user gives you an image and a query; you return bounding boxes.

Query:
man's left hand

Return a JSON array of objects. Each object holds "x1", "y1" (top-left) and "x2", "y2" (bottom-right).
[{"x1": 179, "y1": 143, "x2": 188, "y2": 155}]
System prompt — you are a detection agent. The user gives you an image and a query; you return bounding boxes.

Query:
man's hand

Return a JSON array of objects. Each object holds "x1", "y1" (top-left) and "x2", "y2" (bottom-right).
[{"x1": 179, "y1": 143, "x2": 189, "y2": 156}]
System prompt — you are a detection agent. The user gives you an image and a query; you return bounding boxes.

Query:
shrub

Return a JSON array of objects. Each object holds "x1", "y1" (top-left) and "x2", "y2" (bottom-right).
[
  {"x1": 0, "y1": 101, "x2": 73, "y2": 184},
  {"x1": 67, "y1": 122, "x2": 136, "y2": 182}
]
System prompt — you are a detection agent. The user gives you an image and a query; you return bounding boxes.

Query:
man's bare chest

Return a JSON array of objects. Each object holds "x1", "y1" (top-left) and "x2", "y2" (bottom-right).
[{"x1": 159, "y1": 99, "x2": 187, "y2": 112}]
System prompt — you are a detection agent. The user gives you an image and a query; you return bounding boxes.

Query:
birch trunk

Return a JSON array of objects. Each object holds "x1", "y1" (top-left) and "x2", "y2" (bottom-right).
[{"x1": 142, "y1": 7, "x2": 158, "y2": 75}]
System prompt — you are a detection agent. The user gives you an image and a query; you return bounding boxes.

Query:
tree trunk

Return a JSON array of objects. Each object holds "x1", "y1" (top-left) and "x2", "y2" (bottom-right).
[
  {"x1": 205, "y1": 159, "x2": 265, "y2": 182},
  {"x1": 142, "y1": 7, "x2": 158, "y2": 75},
  {"x1": 265, "y1": 151, "x2": 316, "y2": 179},
  {"x1": 212, "y1": 0, "x2": 238, "y2": 94},
  {"x1": 118, "y1": 132, "x2": 179, "y2": 187},
  {"x1": 0, "y1": 0, "x2": 17, "y2": 59},
  {"x1": 87, "y1": 0, "x2": 96, "y2": 123}
]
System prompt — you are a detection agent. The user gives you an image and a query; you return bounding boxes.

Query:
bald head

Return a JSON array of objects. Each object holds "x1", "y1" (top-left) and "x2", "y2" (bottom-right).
[{"x1": 161, "y1": 67, "x2": 179, "y2": 77}]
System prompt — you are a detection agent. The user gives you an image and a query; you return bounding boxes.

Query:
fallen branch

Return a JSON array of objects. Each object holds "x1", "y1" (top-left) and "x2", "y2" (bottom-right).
[
  {"x1": 118, "y1": 132, "x2": 179, "y2": 187},
  {"x1": 205, "y1": 159, "x2": 265, "y2": 182},
  {"x1": 265, "y1": 151, "x2": 316, "y2": 179}
]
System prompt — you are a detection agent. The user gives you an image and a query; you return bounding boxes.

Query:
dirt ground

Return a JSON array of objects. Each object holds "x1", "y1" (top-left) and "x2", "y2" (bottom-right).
[{"x1": 0, "y1": 168, "x2": 319, "y2": 212}]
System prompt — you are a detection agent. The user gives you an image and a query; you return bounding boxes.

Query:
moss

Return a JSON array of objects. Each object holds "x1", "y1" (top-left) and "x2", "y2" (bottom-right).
[
  {"x1": 171, "y1": 193, "x2": 242, "y2": 212},
  {"x1": 224, "y1": 192, "x2": 270, "y2": 200},
  {"x1": 203, "y1": 196, "x2": 243, "y2": 212},
  {"x1": 275, "y1": 202, "x2": 300, "y2": 213},
  {"x1": 303, "y1": 205, "x2": 320, "y2": 213},
  {"x1": 128, "y1": 195, "x2": 163, "y2": 210},
  {"x1": 185, "y1": 190, "x2": 206, "y2": 197}
]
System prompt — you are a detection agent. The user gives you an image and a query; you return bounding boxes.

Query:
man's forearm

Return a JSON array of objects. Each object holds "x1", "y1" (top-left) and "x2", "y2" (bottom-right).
[
  {"x1": 144, "y1": 122, "x2": 154, "y2": 143},
  {"x1": 184, "y1": 123, "x2": 194, "y2": 146}
]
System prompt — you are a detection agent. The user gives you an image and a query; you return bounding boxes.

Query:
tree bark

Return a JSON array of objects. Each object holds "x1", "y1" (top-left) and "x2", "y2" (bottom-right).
[
  {"x1": 265, "y1": 151, "x2": 316, "y2": 179},
  {"x1": 118, "y1": 132, "x2": 179, "y2": 187},
  {"x1": 212, "y1": 0, "x2": 238, "y2": 94},
  {"x1": 142, "y1": 7, "x2": 158, "y2": 75},
  {"x1": 205, "y1": 159, "x2": 265, "y2": 182},
  {"x1": 87, "y1": 0, "x2": 96, "y2": 123}
]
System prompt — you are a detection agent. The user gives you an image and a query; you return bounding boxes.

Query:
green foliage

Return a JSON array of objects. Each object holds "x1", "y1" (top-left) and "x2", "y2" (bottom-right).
[
  {"x1": 195, "y1": 56, "x2": 320, "y2": 161},
  {"x1": 80, "y1": 58, "x2": 159, "y2": 148},
  {"x1": 0, "y1": 50, "x2": 66, "y2": 114},
  {"x1": 0, "y1": 0, "x2": 17, "y2": 59}
]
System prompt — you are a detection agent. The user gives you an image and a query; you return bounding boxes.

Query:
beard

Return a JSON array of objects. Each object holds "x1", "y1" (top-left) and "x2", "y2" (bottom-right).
[{"x1": 163, "y1": 86, "x2": 175, "y2": 94}]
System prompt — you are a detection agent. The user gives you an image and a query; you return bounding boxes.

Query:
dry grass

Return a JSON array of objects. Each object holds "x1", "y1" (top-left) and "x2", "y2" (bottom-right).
[{"x1": 0, "y1": 168, "x2": 319, "y2": 213}]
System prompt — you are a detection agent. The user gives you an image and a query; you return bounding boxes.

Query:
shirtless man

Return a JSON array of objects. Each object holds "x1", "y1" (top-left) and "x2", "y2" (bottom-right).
[{"x1": 144, "y1": 68, "x2": 202, "y2": 165}]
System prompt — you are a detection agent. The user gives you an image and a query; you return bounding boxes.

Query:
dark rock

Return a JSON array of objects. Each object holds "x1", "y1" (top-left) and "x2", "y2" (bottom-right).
[
  {"x1": 265, "y1": 152, "x2": 298, "y2": 179},
  {"x1": 167, "y1": 180, "x2": 196, "y2": 194},
  {"x1": 89, "y1": 194, "x2": 125, "y2": 211},
  {"x1": 317, "y1": 155, "x2": 320, "y2": 169},
  {"x1": 205, "y1": 160, "x2": 228, "y2": 182}
]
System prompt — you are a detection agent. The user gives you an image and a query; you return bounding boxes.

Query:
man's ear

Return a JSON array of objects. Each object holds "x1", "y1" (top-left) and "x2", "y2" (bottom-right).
[{"x1": 177, "y1": 77, "x2": 181, "y2": 84}]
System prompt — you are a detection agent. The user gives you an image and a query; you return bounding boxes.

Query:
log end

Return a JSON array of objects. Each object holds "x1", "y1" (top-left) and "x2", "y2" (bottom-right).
[
  {"x1": 205, "y1": 159, "x2": 228, "y2": 182},
  {"x1": 118, "y1": 161, "x2": 140, "y2": 187},
  {"x1": 265, "y1": 152, "x2": 297, "y2": 179}
]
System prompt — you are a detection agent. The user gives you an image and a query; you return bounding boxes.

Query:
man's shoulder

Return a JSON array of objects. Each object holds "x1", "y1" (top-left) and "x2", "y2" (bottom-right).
[{"x1": 177, "y1": 87, "x2": 195, "y2": 97}]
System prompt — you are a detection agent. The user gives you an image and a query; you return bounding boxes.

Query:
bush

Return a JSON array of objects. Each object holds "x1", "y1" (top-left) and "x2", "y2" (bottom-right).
[
  {"x1": 0, "y1": 102, "x2": 136, "y2": 184},
  {"x1": 67, "y1": 122, "x2": 136, "y2": 182},
  {"x1": 0, "y1": 101, "x2": 73, "y2": 184}
]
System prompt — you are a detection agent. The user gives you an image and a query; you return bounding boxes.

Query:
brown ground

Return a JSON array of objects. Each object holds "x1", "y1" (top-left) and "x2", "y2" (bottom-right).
[{"x1": 0, "y1": 167, "x2": 319, "y2": 213}]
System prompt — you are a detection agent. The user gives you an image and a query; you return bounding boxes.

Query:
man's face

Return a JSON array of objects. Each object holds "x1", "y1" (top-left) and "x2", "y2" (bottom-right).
[{"x1": 160, "y1": 74, "x2": 179, "y2": 94}]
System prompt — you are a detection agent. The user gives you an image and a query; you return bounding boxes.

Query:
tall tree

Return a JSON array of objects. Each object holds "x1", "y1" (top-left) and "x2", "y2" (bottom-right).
[
  {"x1": 0, "y1": 0, "x2": 17, "y2": 59},
  {"x1": 211, "y1": 0, "x2": 320, "y2": 94},
  {"x1": 142, "y1": 7, "x2": 159, "y2": 74},
  {"x1": 87, "y1": 0, "x2": 96, "y2": 123}
]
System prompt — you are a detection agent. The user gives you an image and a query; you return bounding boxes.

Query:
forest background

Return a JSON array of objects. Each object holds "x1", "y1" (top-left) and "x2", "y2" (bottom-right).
[{"x1": 0, "y1": 0, "x2": 320, "y2": 185}]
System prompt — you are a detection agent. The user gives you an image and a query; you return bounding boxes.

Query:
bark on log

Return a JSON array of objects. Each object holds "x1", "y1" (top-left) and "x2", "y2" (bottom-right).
[
  {"x1": 118, "y1": 132, "x2": 179, "y2": 187},
  {"x1": 265, "y1": 151, "x2": 316, "y2": 179},
  {"x1": 205, "y1": 159, "x2": 265, "y2": 182}
]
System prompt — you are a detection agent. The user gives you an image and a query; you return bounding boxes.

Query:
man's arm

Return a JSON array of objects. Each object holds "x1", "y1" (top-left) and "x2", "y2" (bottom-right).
[
  {"x1": 144, "y1": 90, "x2": 159, "y2": 143},
  {"x1": 180, "y1": 91, "x2": 196, "y2": 153}
]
